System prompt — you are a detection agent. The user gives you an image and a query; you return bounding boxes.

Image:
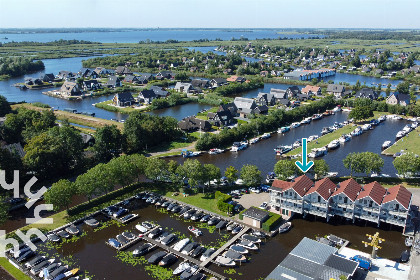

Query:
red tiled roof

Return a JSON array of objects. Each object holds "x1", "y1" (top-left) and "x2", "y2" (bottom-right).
[
  {"x1": 271, "y1": 179, "x2": 291, "y2": 191},
  {"x1": 304, "y1": 177, "x2": 336, "y2": 200},
  {"x1": 382, "y1": 185, "x2": 412, "y2": 210},
  {"x1": 356, "y1": 181, "x2": 387, "y2": 205},
  {"x1": 331, "y1": 178, "x2": 362, "y2": 202},
  {"x1": 301, "y1": 85, "x2": 321, "y2": 94},
  {"x1": 288, "y1": 175, "x2": 314, "y2": 197}
]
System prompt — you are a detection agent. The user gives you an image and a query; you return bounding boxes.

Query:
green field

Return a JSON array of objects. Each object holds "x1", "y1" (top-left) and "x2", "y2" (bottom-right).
[
  {"x1": 0, "y1": 258, "x2": 31, "y2": 280},
  {"x1": 383, "y1": 127, "x2": 420, "y2": 155},
  {"x1": 165, "y1": 192, "x2": 228, "y2": 217},
  {"x1": 287, "y1": 125, "x2": 356, "y2": 156}
]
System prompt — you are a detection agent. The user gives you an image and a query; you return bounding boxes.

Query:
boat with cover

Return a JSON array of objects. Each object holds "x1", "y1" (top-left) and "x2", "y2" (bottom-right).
[
  {"x1": 261, "y1": 133, "x2": 271, "y2": 139},
  {"x1": 227, "y1": 223, "x2": 237, "y2": 231},
  {"x1": 84, "y1": 218, "x2": 99, "y2": 227},
  {"x1": 173, "y1": 238, "x2": 190, "y2": 252},
  {"x1": 223, "y1": 250, "x2": 247, "y2": 262},
  {"x1": 200, "y1": 214, "x2": 211, "y2": 222},
  {"x1": 242, "y1": 234, "x2": 261, "y2": 243},
  {"x1": 312, "y1": 114, "x2": 322, "y2": 120},
  {"x1": 215, "y1": 256, "x2": 236, "y2": 267},
  {"x1": 208, "y1": 217, "x2": 220, "y2": 225},
  {"x1": 237, "y1": 240, "x2": 258, "y2": 250},
  {"x1": 159, "y1": 253, "x2": 177, "y2": 266},
  {"x1": 396, "y1": 130, "x2": 406, "y2": 138},
  {"x1": 321, "y1": 127, "x2": 331, "y2": 135},
  {"x1": 200, "y1": 248, "x2": 216, "y2": 262},
  {"x1": 116, "y1": 234, "x2": 129, "y2": 244},
  {"x1": 188, "y1": 226, "x2": 203, "y2": 237},
  {"x1": 133, "y1": 243, "x2": 153, "y2": 257},
  {"x1": 148, "y1": 227, "x2": 163, "y2": 239},
  {"x1": 274, "y1": 145, "x2": 292, "y2": 155},
  {"x1": 215, "y1": 220, "x2": 228, "y2": 229},
  {"x1": 190, "y1": 272, "x2": 205, "y2": 280},
  {"x1": 47, "y1": 233, "x2": 61, "y2": 243},
  {"x1": 338, "y1": 134, "x2": 351, "y2": 143},
  {"x1": 190, "y1": 246, "x2": 206, "y2": 258},
  {"x1": 161, "y1": 233, "x2": 177, "y2": 246},
  {"x1": 279, "y1": 222, "x2": 292, "y2": 233},
  {"x1": 148, "y1": 251, "x2": 167, "y2": 264},
  {"x1": 25, "y1": 255, "x2": 46, "y2": 268},
  {"x1": 361, "y1": 124, "x2": 372, "y2": 131},
  {"x1": 30, "y1": 259, "x2": 55, "y2": 275},
  {"x1": 180, "y1": 265, "x2": 198, "y2": 280},
  {"x1": 278, "y1": 126, "x2": 290, "y2": 133},
  {"x1": 135, "y1": 224, "x2": 148, "y2": 233},
  {"x1": 181, "y1": 150, "x2": 201, "y2": 158},
  {"x1": 251, "y1": 231, "x2": 266, "y2": 238},
  {"x1": 250, "y1": 137, "x2": 260, "y2": 144},
  {"x1": 307, "y1": 135, "x2": 319, "y2": 142},
  {"x1": 351, "y1": 127, "x2": 363, "y2": 136},
  {"x1": 291, "y1": 122, "x2": 300, "y2": 128},
  {"x1": 48, "y1": 266, "x2": 69, "y2": 280},
  {"x1": 65, "y1": 225, "x2": 79, "y2": 235},
  {"x1": 57, "y1": 230, "x2": 70, "y2": 239},
  {"x1": 181, "y1": 242, "x2": 199, "y2": 255},
  {"x1": 230, "y1": 142, "x2": 246, "y2": 152},
  {"x1": 209, "y1": 148, "x2": 224, "y2": 154},
  {"x1": 308, "y1": 147, "x2": 327, "y2": 158},
  {"x1": 39, "y1": 262, "x2": 61, "y2": 278},
  {"x1": 122, "y1": 231, "x2": 136, "y2": 240}
]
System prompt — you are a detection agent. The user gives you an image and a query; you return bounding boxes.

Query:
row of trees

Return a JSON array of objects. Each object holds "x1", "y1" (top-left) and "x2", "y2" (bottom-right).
[
  {"x1": 343, "y1": 152, "x2": 384, "y2": 176},
  {"x1": 0, "y1": 57, "x2": 44, "y2": 78},
  {"x1": 196, "y1": 96, "x2": 336, "y2": 150},
  {"x1": 393, "y1": 153, "x2": 420, "y2": 178},
  {"x1": 45, "y1": 154, "x2": 263, "y2": 211},
  {"x1": 274, "y1": 159, "x2": 329, "y2": 180}
]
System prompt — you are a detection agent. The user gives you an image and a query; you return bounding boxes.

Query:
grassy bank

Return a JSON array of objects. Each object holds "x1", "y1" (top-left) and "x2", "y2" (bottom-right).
[
  {"x1": 383, "y1": 127, "x2": 420, "y2": 155},
  {"x1": 0, "y1": 258, "x2": 31, "y2": 280},
  {"x1": 11, "y1": 103, "x2": 123, "y2": 130},
  {"x1": 287, "y1": 125, "x2": 356, "y2": 156},
  {"x1": 94, "y1": 100, "x2": 146, "y2": 114},
  {"x1": 165, "y1": 192, "x2": 228, "y2": 217}
]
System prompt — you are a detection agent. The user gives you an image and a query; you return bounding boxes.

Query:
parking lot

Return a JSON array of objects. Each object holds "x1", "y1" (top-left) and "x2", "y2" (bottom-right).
[{"x1": 231, "y1": 191, "x2": 270, "y2": 211}]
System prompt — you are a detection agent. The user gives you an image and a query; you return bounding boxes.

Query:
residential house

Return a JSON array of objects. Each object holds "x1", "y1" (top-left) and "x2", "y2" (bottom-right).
[
  {"x1": 301, "y1": 85, "x2": 321, "y2": 96},
  {"x1": 254, "y1": 105, "x2": 269, "y2": 115},
  {"x1": 138, "y1": 89, "x2": 156, "y2": 104},
  {"x1": 190, "y1": 66, "x2": 198, "y2": 72},
  {"x1": 329, "y1": 178, "x2": 363, "y2": 221},
  {"x1": 380, "y1": 185, "x2": 412, "y2": 229},
  {"x1": 94, "y1": 67, "x2": 114, "y2": 76},
  {"x1": 191, "y1": 79, "x2": 210, "y2": 90},
  {"x1": 353, "y1": 182, "x2": 387, "y2": 224},
  {"x1": 79, "y1": 68, "x2": 98, "y2": 79},
  {"x1": 361, "y1": 66, "x2": 371, "y2": 73},
  {"x1": 286, "y1": 86, "x2": 301, "y2": 98},
  {"x1": 178, "y1": 116, "x2": 211, "y2": 132},
  {"x1": 149, "y1": 86, "x2": 169, "y2": 98},
  {"x1": 115, "y1": 66, "x2": 132, "y2": 75},
  {"x1": 269, "y1": 175, "x2": 314, "y2": 218},
  {"x1": 207, "y1": 110, "x2": 234, "y2": 127},
  {"x1": 278, "y1": 98, "x2": 291, "y2": 107},
  {"x1": 174, "y1": 82, "x2": 195, "y2": 94},
  {"x1": 270, "y1": 88, "x2": 288, "y2": 101},
  {"x1": 375, "y1": 69, "x2": 384, "y2": 75},
  {"x1": 386, "y1": 93, "x2": 411, "y2": 106},
  {"x1": 327, "y1": 84, "x2": 346, "y2": 98},
  {"x1": 80, "y1": 133, "x2": 95, "y2": 148},
  {"x1": 409, "y1": 65, "x2": 420, "y2": 73},
  {"x1": 303, "y1": 178, "x2": 336, "y2": 219},
  {"x1": 260, "y1": 70, "x2": 269, "y2": 77},
  {"x1": 41, "y1": 73, "x2": 55, "y2": 83},
  {"x1": 105, "y1": 76, "x2": 121, "y2": 88},
  {"x1": 112, "y1": 92, "x2": 135, "y2": 107},
  {"x1": 355, "y1": 88, "x2": 378, "y2": 100},
  {"x1": 57, "y1": 71, "x2": 75, "y2": 80},
  {"x1": 256, "y1": 93, "x2": 275, "y2": 106},
  {"x1": 59, "y1": 81, "x2": 81, "y2": 96},
  {"x1": 210, "y1": 78, "x2": 228, "y2": 88},
  {"x1": 82, "y1": 80, "x2": 101, "y2": 91},
  {"x1": 218, "y1": 102, "x2": 238, "y2": 117},
  {"x1": 123, "y1": 75, "x2": 139, "y2": 84},
  {"x1": 227, "y1": 76, "x2": 247, "y2": 83},
  {"x1": 233, "y1": 97, "x2": 257, "y2": 118},
  {"x1": 156, "y1": 71, "x2": 174, "y2": 80}
]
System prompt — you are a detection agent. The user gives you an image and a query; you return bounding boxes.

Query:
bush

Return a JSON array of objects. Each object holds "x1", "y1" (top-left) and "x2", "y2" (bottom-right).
[
  {"x1": 215, "y1": 191, "x2": 233, "y2": 214},
  {"x1": 261, "y1": 209, "x2": 282, "y2": 231},
  {"x1": 32, "y1": 102, "x2": 51, "y2": 108}
]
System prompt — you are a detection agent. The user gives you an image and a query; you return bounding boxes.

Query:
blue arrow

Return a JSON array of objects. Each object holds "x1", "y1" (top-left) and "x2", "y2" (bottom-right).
[{"x1": 295, "y1": 138, "x2": 314, "y2": 173}]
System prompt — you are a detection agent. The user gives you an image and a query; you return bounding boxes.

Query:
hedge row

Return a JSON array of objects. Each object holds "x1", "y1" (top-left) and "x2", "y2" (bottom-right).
[
  {"x1": 262, "y1": 211, "x2": 282, "y2": 232},
  {"x1": 215, "y1": 191, "x2": 233, "y2": 214},
  {"x1": 67, "y1": 182, "x2": 161, "y2": 216}
]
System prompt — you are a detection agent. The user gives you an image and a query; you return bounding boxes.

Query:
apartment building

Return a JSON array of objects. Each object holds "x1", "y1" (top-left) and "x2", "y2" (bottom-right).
[{"x1": 269, "y1": 176, "x2": 413, "y2": 232}]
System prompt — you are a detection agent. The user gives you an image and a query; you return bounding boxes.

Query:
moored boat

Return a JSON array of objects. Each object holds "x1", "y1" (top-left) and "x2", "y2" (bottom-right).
[
  {"x1": 382, "y1": 140, "x2": 392, "y2": 150},
  {"x1": 241, "y1": 234, "x2": 261, "y2": 243},
  {"x1": 208, "y1": 148, "x2": 224, "y2": 155},
  {"x1": 237, "y1": 240, "x2": 257, "y2": 250},
  {"x1": 278, "y1": 126, "x2": 290, "y2": 133},
  {"x1": 215, "y1": 256, "x2": 236, "y2": 267},
  {"x1": 327, "y1": 140, "x2": 340, "y2": 150},
  {"x1": 279, "y1": 222, "x2": 292, "y2": 233},
  {"x1": 188, "y1": 226, "x2": 202, "y2": 237},
  {"x1": 261, "y1": 133, "x2": 271, "y2": 139},
  {"x1": 338, "y1": 134, "x2": 351, "y2": 143},
  {"x1": 222, "y1": 250, "x2": 247, "y2": 262}
]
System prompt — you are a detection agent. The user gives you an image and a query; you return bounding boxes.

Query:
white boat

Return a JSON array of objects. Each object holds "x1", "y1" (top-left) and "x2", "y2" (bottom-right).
[
  {"x1": 378, "y1": 115, "x2": 387, "y2": 122},
  {"x1": 261, "y1": 133, "x2": 271, "y2": 139},
  {"x1": 325, "y1": 172, "x2": 338, "y2": 178},
  {"x1": 332, "y1": 106, "x2": 342, "y2": 112},
  {"x1": 173, "y1": 261, "x2": 191, "y2": 275},
  {"x1": 249, "y1": 137, "x2": 260, "y2": 144},
  {"x1": 308, "y1": 147, "x2": 327, "y2": 158},
  {"x1": 215, "y1": 256, "x2": 236, "y2": 267},
  {"x1": 382, "y1": 141, "x2": 392, "y2": 149},
  {"x1": 278, "y1": 126, "x2": 290, "y2": 133},
  {"x1": 396, "y1": 131, "x2": 406, "y2": 138},
  {"x1": 327, "y1": 140, "x2": 340, "y2": 150},
  {"x1": 291, "y1": 122, "x2": 300, "y2": 128},
  {"x1": 338, "y1": 134, "x2": 351, "y2": 143},
  {"x1": 351, "y1": 127, "x2": 363, "y2": 136},
  {"x1": 188, "y1": 226, "x2": 202, "y2": 237},
  {"x1": 312, "y1": 114, "x2": 323, "y2": 120},
  {"x1": 300, "y1": 117, "x2": 312, "y2": 124},
  {"x1": 229, "y1": 245, "x2": 249, "y2": 255},
  {"x1": 274, "y1": 145, "x2": 292, "y2": 155},
  {"x1": 292, "y1": 140, "x2": 302, "y2": 148},
  {"x1": 411, "y1": 122, "x2": 418, "y2": 129},
  {"x1": 222, "y1": 250, "x2": 247, "y2": 263},
  {"x1": 135, "y1": 224, "x2": 148, "y2": 233},
  {"x1": 181, "y1": 150, "x2": 201, "y2": 158},
  {"x1": 321, "y1": 127, "x2": 331, "y2": 135},
  {"x1": 361, "y1": 124, "x2": 372, "y2": 131},
  {"x1": 237, "y1": 240, "x2": 258, "y2": 250},
  {"x1": 403, "y1": 125, "x2": 412, "y2": 133},
  {"x1": 208, "y1": 148, "x2": 224, "y2": 154},
  {"x1": 231, "y1": 142, "x2": 246, "y2": 152},
  {"x1": 173, "y1": 238, "x2": 190, "y2": 252},
  {"x1": 279, "y1": 222, "x2": 292, "y2": 233},
  {"x1": 307, "y1": 135, "x2": 319, "y2": 142}
]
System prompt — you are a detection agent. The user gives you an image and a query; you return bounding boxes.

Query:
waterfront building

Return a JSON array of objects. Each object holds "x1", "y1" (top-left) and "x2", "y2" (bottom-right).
[
  {"x1": 60, "y1": 81, "x2": 81, "y2": 96},
  {"x1": 355, "y1": 88, "x2": 378, "y2": 100},
  {"x1": 269, "y1": 176, "x2": 413, "y2": 233},
  {"x1": 241, "y1": 207, "x2": 269, "y2": 228},
  {"x1": 113, "y1": 92, "x2": 135, "y2": 107},
  {"x1": 327, "y1": 84, "x2": 346, "y2": 98},
  {"x1": 174, "y1": 82, "x2": 196, "y2": 93},
  {"x1": 386, "y1": 92, "x2": 411, "y2": 106},
  {"x1": 266, "y1": 237, "x2": 358, "y2": 280},
  {"x1": 301, "y1": 85, "x2": 322, "y2": 96}
]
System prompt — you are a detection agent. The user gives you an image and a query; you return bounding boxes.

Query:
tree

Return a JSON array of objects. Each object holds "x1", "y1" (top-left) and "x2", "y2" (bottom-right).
[
  {"x1": 182, "y1": 159, "x2": 204, "y2": 188},
  {"x1": 127, "y1": 154, "x2": 148, "y2": 182},
  {"x1": 393, "y1": 153, "x2": 420, "y2": 178},
  {"x1": 343, "y1": 152, "x2": 384, "y2": 176},
  {"x1": 343, "y1": 152, "x2": 361, "y2": 177},
  {"x1": 94, "y1": 125, "x2": 124, "y2": 161},
  {"x1": 174, "y1": 72, "x2": 190, "y2": 82},
  {"x1": 274, "y1": 160, "x2": 297, "y2": 180},
  {"x1": 314, "y1": 159, "x2": 329, "y2": 179},
  {"x1": 353, "y1": 80, "x2": 361, "y2": 92},
  {"x1": 351, "y1": 55, "x2": 361, "y2": 68},
  {"x1": 0, "y1": 196, "x2": 9, "y2": 225},
  {"x1": 44, "y1": 179, "x2": 75, "y2": 211},
  {"x1": 167, "y1": 160, "x2": 184, "y2": 187},
  {"x1": 240, "y1": 164, "x2": 262, "y2": 187},
  {"x1": 75, "y1": 168, "x2": 102, "y2": 202},
  {"x1": 224, "y1": 166, "x2": 238, "y2": 185},
  {"x1": 202, "y1": 164, "x2": 221, "y2": 192},
  {"x1": 0, "y1": 147, "x2": 24, "y2": 182},
  {"x1": 385, "y1": 83, "x2": 392, "y2": 97},
  {"x1": 0, "y1": 95, "x2": 11, "y2": 117},
  {"x1": 396, "y1": 81, "x2": 410, "y2": 95},
  {"x1": 410, "y1": 85, "x2": 417, "y2": 104},
  {"x1": 349, "y1": 98, "x2": 374, "y2": 121},
  {"x1": 145, "y1": 158, "x2": 169, "y2": 182}
]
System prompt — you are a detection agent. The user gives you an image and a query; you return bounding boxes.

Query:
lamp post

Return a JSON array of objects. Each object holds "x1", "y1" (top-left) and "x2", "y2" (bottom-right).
[{"x1": 362, "y1": 232, "x2": 385, "y2": 259}]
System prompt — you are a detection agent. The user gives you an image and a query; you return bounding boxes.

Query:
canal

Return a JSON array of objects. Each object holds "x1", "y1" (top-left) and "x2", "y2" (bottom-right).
[
  {"x1": 170, "y1": 112, "x2": 409, "y2": 177},
  {"x1": 32, "y1": 201, "x2": 406, "y2": 280}
]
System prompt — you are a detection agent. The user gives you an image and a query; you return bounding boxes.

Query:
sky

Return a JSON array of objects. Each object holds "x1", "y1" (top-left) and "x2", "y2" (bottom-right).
[{"x1": 0, "y1": 0, "x2": 419, "y2": 29}]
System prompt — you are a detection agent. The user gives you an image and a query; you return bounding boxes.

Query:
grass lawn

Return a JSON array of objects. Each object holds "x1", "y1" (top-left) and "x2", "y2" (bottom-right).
[
  {"x1": 16, "y1": 210, "x2": 70, "y2": 233},
  {"x1": 287, "y1": 125, "x2": 356, "y2": 156},
  {"x1": 384, "y1": 127, "x2": 420, "y2": 155},
  {"x1": 165, "y1": 192, "x2": 228, "y2": 217},
  {"x1": 148, "y1": 140, "x2": 195, "y2": 153},
  {"x1": 0, "y1": 258, "x2": 31, "y2": 280},
  {"x1": 94, "y1": 100, "x2": 140, "y2": 114}
]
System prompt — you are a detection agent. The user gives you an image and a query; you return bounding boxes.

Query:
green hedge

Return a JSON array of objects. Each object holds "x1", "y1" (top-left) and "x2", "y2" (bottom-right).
[
  {"x1": 67, "y1": 182, "x2": 160, "y2": 216},
  {"x1": 215, "y1": 191, "x2": 233, "y2": 214},
  {"x1": 238, "y1": 209, "x2": 247, "y2": 220}
]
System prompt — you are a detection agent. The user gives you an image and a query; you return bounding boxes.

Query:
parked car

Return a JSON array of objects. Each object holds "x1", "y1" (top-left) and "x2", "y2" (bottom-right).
[
  {"x1": 260, "y1": 185, "x2": 270, "y2": 192},
  {"x1": 350, "y1": 255, "x2": 371, "y2": 270},
  {"x1": 249, "y1": 187, "x2": 261, "y2": 194},
  {"x1": 259, "y1": 202, "x2": 268, "y2": 210}
]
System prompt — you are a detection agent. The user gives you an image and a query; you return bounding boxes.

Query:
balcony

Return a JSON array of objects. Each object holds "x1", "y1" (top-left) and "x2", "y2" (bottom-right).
[
  {"x1": 306, "y1": 209, "x2": 327, "y2": 218},
  {"x1": 387, "y1": 209, "x2": 408, "y2": 217},
  {"x1": 356, "y1": 214, "x2": 379, "y2": 223},
  {"x1": 282, "y1": 204, "x2": 303, "y2": 214},
  {"x1": 381, "y1": 217, "x2": 406, "y2": 227}
]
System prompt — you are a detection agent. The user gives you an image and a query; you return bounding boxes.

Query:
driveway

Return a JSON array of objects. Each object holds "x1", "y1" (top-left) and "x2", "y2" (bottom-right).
[{"x1": 232, "y1": 192, "x2": 270, "y2": 209}]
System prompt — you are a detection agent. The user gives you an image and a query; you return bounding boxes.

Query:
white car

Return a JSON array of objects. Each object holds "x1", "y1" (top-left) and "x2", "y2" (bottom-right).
[
  {"x1": 259, "y1": 202, "x2": 268, "y2": 210},
  {"x1": 249, "y1": 187, "x2": 261, "y2": 194}
]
